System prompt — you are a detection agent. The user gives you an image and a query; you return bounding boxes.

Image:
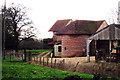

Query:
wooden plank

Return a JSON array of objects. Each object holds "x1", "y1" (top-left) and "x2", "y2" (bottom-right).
[
  {"x1": 118, "y1": 28, "x2": 120, "y2": 39},
  {"x1": 115, "y1": 27, "x2": 117, "y2": 39},
  {"x1": 102, "y1": 30, "x2": 105, "y2": 40},
  {"x1": 106, "y1": 28, "x2": 109, "y2": 40},
  {"x1": 115, "y1": 27, "x2": 120, "y2": 40},
  {"x1": 109, "y1": 25, "x2": 115, "y2": 40},
  {"x1": 98, "y1": 32, "x2": 102, "y2": 40}
]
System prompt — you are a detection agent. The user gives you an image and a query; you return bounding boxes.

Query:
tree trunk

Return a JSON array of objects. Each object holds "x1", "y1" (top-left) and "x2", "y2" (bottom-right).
[
  {"x1": 28, "y1": 51, "x2": 32, "y2": 61},
  {"x1": 15, "y1": 37, "x2": 18, "y2": 52},
  {"x1": 14, "y1": 23, "x2": 19, "y2": 52}
]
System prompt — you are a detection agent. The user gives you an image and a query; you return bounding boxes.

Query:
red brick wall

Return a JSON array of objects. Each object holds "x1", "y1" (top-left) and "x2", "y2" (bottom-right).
[
  {"x1": 56, "y1": 35, "x2": 63, "y2": 41},
  {"x1": 53, "y1": 32, "x2": 63, "y2": 41},
  {"x1": 61, "y1": 35, "x2": 88, "y2": 57}
]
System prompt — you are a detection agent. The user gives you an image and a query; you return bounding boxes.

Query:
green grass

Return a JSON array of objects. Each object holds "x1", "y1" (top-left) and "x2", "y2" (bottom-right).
[
  {"x1": 3, "y1": 56, "x2": 22, "y2": 62},
  {"x1": 2, "y1": 56, "x2": 94, "y2": 80},
  {"x1": 20, "y1": 49, "x2": 52, "y2": 53},
  {"x1": 2, "y1": 61, "x2": 93, "y2": 80},
  {"x1": 3, "y1": 56, "x2": 120, "y2": 80}
]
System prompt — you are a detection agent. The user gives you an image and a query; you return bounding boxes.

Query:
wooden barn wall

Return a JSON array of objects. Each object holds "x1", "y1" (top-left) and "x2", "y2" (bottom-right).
[
  {"x1": 109, "y1": 25, "x2": 115, "y2": 40},
  {"x1": 115, "y1": 27, "x2": 120, "y2": 40},
  {"x1": 89, "y1": 27, "x2": 109, "y2": 40},
  {"x1": 89, "y1": 25, "x2": 120, "y2": 40},
  {"x1": 103, "y1": 28, "x2": 109, "y2": 40}
]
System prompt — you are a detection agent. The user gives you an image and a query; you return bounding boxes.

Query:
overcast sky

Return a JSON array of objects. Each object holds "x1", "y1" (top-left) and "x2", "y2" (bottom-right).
[{"x1": 0, "y1": 0, "x2": 120, "y2": 39}]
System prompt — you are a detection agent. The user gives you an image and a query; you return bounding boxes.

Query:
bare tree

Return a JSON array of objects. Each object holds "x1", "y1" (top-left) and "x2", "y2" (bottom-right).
[
  {"x1": 3, "y1": 3, "x2": 36, "y2": 52},
  {"x1": 108, "y1": 8, "x2": 119, "y2": 24}
]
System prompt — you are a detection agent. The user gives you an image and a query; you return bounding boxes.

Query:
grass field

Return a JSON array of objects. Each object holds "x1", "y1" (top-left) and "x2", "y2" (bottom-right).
[
  {"x1": 2, "y1": 62, "x2": 93, "y2": 80},
  {"x1": 26, "y1": 49, "x2": 52, "y2": 53},
  {"x1": 2, "y1": 56, "x2": 94, "y2": 80}
]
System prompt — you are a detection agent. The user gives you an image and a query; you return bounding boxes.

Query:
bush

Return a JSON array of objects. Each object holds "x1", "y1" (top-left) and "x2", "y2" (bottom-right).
[{"x1": 63, "y1": 75, "x2": 83, "y2": 80}]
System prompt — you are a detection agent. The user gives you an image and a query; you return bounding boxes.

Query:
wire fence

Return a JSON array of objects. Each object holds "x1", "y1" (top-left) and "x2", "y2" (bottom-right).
[{"x1": 3, "y1": 51, "x2": 23, "y2": 62}]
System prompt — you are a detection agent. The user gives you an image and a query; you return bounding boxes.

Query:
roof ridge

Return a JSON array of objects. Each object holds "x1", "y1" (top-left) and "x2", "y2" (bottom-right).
[
  {"x1": 74, "y1": 20, "x2": 105, "y2": 22},
  {"x1": 57, "y1": 19, "x2": 72, "y2": 21}
]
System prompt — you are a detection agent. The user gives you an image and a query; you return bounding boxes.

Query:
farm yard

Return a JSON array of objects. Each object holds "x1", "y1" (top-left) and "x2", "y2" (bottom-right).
[{"x1": 2, "y1": 1, "x2": 120, "y2": 80}]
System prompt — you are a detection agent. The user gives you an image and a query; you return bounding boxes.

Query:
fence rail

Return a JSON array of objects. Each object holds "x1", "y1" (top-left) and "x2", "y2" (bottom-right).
[{"x1": 32, "y1": 56, "x2": 81, "y2": 71}]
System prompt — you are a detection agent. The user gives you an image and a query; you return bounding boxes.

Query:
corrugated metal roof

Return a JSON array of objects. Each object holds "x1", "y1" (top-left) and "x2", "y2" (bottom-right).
[
  {"x1": 56, "y1": 20, "x2": 105, "y2": 35},
  {"x1": 88, "y1": 24, "x2": 120, "y2": 40}
]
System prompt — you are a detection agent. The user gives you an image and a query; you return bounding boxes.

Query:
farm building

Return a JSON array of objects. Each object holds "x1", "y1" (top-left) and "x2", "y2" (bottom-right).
[
  {"x1": 49, "y1": 19, "x2": 108, "y2": 57},
  {"x1": 87, "y1": 24, "x2": 120, "y2": 62}
]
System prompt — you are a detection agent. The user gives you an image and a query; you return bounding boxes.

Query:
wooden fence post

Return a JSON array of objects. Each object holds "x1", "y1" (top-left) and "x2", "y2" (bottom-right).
[
  {"x1": 63, "y1": 59, "x2": 65, "y2": 69},
  {"x1": 47, "y1": 57, "x2": 49, "y2": 66},
  {"x1": 23, "y1": 49, "x2": 27, "y2": 61},
  {"x1": 75, "y1": 62, "x2": 79, "y2": 68},
  {"x1": 37, "y1": 56, "x2": 38, "y2": 64},
  {"x1": 28, "y1": 51, "x2": 32, "y2": 62},
  {"x1": 43, "y1": 57, "x2": 44, "y2": 65},
  {"x1": 51, "y1": 57, "x2": 52, "y2": 67},
  {"x1": 54, "y1": 59, "x2": 56, "y2": 67},
  {"x1": 36, "y1": 56, "x2": 37, "y2": 64},
  {"x1": 40, "y1": 57, "x2": 41, "y2": 64},
  {"x1": 34, "y1": 57, "x2": 35, "y2": 62},
  {"x1": 22, "y1": 54, "x2": 23, "y2": 61}
]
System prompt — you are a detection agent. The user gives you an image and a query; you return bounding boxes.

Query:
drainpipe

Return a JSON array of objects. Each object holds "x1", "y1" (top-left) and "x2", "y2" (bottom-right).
[{"x1": 87, "y1": 38, "x2": 90, "y2": 62}]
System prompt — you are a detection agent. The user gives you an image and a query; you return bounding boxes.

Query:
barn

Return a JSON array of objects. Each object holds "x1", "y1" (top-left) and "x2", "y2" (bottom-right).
[
  {"x1": 49, "y1": 19, "x2": 108, "y2": 57},
  {"x1": 87, "y1": 24, "x2": 120, "y2": 62}
]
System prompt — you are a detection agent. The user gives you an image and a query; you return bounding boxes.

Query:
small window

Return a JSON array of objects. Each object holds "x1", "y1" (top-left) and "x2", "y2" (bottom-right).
[
  {"x1": 64, "y1": 47, "x2": 66, "y2": 50},
  {"x1": 58, "y1": 46, "x2": 61, "y2": 52}
]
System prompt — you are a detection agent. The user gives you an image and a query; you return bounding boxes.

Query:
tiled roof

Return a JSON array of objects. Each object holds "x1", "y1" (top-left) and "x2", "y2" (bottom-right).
[
  {"x1": 48, "y1": 19, "x2": 72, "y2": 32},
  {"x1": 56, "y1": 20, "x2": 105, "y2": 35}
]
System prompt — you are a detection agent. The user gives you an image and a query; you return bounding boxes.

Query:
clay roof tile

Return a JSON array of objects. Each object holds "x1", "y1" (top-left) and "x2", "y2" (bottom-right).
[{"x1": 56, "y1": 20, "x2": 105, "y2": 35}]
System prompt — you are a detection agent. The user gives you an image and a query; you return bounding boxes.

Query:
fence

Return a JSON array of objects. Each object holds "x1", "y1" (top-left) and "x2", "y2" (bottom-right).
[
  {"x1": 32, "y1": 56, "x2": 81, "y2": 71},
  {"x1": 32, "y1": 56, "x2": 120, "y2": 78},
  {"x1": 3, "y1": 51, "x2": 24, "y2": 62}
]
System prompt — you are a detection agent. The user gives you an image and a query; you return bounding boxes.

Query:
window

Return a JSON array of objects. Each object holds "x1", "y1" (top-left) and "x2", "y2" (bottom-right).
[
  {"x1": 64, "y1": 47, "x2": 66, "y2": 50},
  {"x1": 58, "y1": 46, "x2": 61, "y2": 52}
]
